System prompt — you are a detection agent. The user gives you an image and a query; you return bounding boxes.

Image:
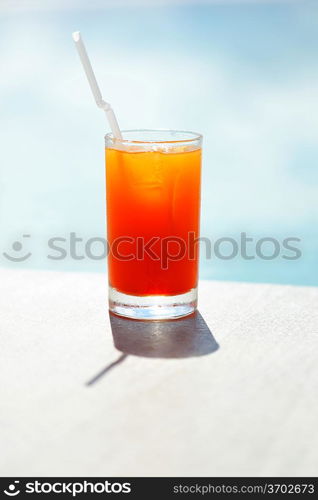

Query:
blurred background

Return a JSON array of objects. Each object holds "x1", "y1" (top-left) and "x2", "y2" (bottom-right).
[{"x1": 1, "y1": 0, "x2": 317, "y2": 286}]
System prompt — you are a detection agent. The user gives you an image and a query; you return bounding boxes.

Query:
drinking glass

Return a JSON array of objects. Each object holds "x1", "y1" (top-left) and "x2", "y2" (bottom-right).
[{"x1": 105, "y1": 129, "x2": 202, "y2": 320}]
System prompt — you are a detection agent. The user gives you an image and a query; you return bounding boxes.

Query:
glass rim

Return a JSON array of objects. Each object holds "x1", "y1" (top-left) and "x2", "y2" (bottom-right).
[{"x1": 105, "y1": 128, "x2": 203, "y2": 145}]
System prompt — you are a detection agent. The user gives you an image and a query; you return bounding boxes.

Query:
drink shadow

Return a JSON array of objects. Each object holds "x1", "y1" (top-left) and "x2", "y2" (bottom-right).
[
  {"x1": 86, "y1": 311, "x2": 219, "y2": 386},
  {"x1": 109, "y1": 310, "x2": 219, "y2": 358}
]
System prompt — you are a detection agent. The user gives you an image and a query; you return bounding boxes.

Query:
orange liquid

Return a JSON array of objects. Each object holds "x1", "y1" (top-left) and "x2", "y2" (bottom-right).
[{"x1": 106, "y1": 147, "x2": 201, "y2": 296}]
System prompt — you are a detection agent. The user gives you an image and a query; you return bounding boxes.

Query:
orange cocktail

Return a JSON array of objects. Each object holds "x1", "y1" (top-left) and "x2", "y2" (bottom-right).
[{"x1": 105, "y1": 129, "x2": 202, "y2": 320}]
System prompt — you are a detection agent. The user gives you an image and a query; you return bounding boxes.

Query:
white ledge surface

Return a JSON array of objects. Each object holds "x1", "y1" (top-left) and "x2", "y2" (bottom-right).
[{"x1": 1, "y1": 269, "x2": 318, "y2": 476}]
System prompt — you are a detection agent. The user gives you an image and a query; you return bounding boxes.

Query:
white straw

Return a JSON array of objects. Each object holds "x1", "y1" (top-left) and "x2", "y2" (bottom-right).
[{"x1": 72, "y1": 31, "x2": 122, "y2": 140}]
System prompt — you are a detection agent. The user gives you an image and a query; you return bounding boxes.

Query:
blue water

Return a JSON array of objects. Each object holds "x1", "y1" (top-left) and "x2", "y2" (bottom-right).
[{"x1": 0, "y1": 2, "x2": 317, "y2": 286}]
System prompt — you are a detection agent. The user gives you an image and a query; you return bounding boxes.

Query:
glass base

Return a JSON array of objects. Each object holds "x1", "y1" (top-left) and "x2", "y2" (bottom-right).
[{"x1": 109, "y1": 286, "x2": 197, "y2": 321}]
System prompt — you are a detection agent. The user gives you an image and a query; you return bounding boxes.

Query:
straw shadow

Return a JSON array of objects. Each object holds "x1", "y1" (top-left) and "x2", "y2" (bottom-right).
[
  {"x1": 86, "y1": 353, "x2": 127, "y2": 386},
  {"x1": 109, "y1": 311, "x2": 219, "y2": 359}
]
